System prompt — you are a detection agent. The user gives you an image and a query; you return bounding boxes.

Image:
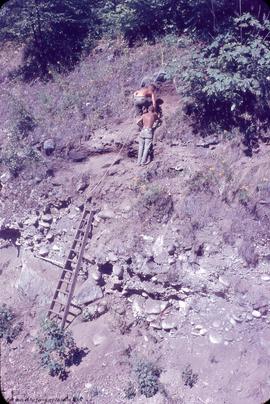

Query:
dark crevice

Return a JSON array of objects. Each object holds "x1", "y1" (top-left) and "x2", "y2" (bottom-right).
[
  {"x1": 0, "y1": 228, "x2": 21, "y2": 242},
  {"x1": 98, "y1": 262, "x2": 113, "y2": 275}
]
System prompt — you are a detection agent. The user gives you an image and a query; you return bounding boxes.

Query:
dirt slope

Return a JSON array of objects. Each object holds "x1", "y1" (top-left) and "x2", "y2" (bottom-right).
[{"x1": 1, "y1": 43, "x2": 270, "y2": 404}]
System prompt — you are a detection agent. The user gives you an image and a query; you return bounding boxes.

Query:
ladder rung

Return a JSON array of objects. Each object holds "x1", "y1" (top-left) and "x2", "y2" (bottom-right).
[
  {"x1": 59, "y1": 279, "x2": 71, "y2": 285},
  {"x1": 52, "y1": 299, "x2": 65, "y2": 307},
  {"x1": 48, "y1": 310, "x2": 63, "y2": 318},
  {"x1": 56, "y1": 289, "x2": 69, "y2": 295},
  {"x1": 65, "y1": 260, "x2": 74, "y2": 267}
]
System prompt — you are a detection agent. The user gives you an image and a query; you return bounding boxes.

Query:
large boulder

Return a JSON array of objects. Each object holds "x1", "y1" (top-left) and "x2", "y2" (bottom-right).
[
  {"x1": 73, "y1": 277, "x2": 103, "y2": 305},
  {"x1": 14, "y1": 251, "x2": 57, "y2": 305}
]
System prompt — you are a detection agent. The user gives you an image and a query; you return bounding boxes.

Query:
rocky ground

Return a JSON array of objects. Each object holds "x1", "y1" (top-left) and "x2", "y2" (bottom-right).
[{"x1": 1, "y1": 43, "x2": 270, "y2": 404}]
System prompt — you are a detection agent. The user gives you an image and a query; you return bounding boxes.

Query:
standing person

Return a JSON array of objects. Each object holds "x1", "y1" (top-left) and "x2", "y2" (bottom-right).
[
  {"x1": 133, "y1": 84, "x2": 157, "y2": 116},
  {"x1": 136, "y1": 105, "x2": 159, "y2": 166}
]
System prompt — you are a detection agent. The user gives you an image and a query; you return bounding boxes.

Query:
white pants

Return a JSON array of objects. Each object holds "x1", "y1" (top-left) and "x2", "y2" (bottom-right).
[{"x1": 137, "y1": 128, "x2": 153, "y2": 165}]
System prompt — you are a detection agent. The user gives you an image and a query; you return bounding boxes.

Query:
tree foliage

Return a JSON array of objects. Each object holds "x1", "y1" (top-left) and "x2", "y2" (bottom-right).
[
  {"x1": 0, "y1": 0, "x2": 101, "y2": 79},
  {"x1": 179, "y1": 13, "x2": 270, "y2": 149},
  {"x1": 0, "y1": 0, "x2": 269, "y2": 79},
  {"x1": 100, "y1": 0, "x2": 184, "y2": 43}
]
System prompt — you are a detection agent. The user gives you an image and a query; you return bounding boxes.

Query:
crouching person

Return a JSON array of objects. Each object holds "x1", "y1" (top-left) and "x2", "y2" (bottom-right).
[{"x1": 133, "y1": 84, "x2": 157, "y2": 116}]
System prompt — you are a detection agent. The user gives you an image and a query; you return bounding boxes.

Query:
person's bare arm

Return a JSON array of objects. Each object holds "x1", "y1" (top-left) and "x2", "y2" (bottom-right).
[
  {"x1": 151, "y1": 91, "x2": 156, "y2": 109},
  {"x1": 136, "y1": 116, "x2": 143, "y2": 127},
  {"x1": 153, "y1": 113, "x2": 161, "y2": 128}
]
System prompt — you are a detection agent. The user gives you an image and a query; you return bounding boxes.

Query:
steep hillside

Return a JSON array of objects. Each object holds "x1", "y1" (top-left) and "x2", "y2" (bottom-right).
[{"x1": 1, "y1": 39, "x2": 270, "y2": 404}]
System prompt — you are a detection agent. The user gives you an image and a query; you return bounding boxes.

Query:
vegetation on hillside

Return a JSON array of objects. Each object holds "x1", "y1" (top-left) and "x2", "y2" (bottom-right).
[
  {"x1": 0, "y1": 0, "x2": 269, "y2": 151},
  {"x1": 35, "y1": 319, "x2": 80, "y2": 379},
  {"x1": 0, "y1": 304, "x2": 22, "y2": 343}
]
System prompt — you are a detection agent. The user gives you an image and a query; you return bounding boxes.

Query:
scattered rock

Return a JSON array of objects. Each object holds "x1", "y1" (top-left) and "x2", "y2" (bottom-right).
[
  {"x1": 199, "y1": 328, "x2": 207, "y2": 336},
  {"x1": 43, "y1": 139, "x2": 55, "y2": 155},
  {"x1": 150, "y1": 321, "x2": 162, "y2": 330},
  {"x1": 261, "y1": 274, "x2": 270, "y2": 281},
  {"x1": 24, "y1": 216, "x2": 38, "y2": 227},
  {"x1": 91, "y1": 270, "x2": 102, "y2": 282},
  {"x1": 39, "y1": 246, "x2": 49, "y2": 257},
  {"x1": 153, "y1": 235, "x2": 164, "y2": 257},
  {"x1": 140, "y1": 76, "x2": 152, "y2": 87},
  {"x1": 132, "y1": 296, "x2": 145, "y2": 318},
  {"x1": 41, "y1": 213, "x2": 53, "y2": 223},
  {"x1": 106, "y1": 252, "x2": 118, "y2": 262},
  {"x1": 108, "y1": 275, "x2": 123, "y2": 290},
  {"x1": 161, "y1": 317, "x2": 177, "y2": 330},
  {"x1": 144, "y1": 299, "x2": 168, "y2": 315},
  {"x1": 218, "y1": 276, "x2": 230, "y2": 288},
  {"x1": 69, "y1": 148, "x2": 90, "y2": 162},
  {"x1": 39, "y1": 220, "x2": 51, "y2": 229},
  {"x1": 45, "y1": 232, "x2": 54, "y2": 241},
  {"x1": 154, "y1": 70, "x2": 172, "y2": 83},
  {"x1": 76, "y1": 177, "x2": 89, "y2": 193},
  {"x1": 98, "y1": 209, "x2": 115, "y2": 220},
  {"x1": 112, "y1": 264, "x2": 124, "y2": 278},
  {"x1": 167, "y1": 244, "x2": 176, "y2": 255},
  {"x1": 209, "y1": 333, "x2": 223, "y2": 344},
  {"x1": 92, "y1": 334, "x2": 106, "y2": 346},
  {"x1": 252, "y1": 310, "x2": 262, "y2": 318}
]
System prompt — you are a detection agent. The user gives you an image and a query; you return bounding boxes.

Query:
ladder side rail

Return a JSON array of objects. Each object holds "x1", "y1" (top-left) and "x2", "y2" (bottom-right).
[
  {"x1": 60, "y1": 211, "x2": 94, "y2": 330},
  {"x1": 46, "y1": 207, "x2": 90, "y2": 320}
]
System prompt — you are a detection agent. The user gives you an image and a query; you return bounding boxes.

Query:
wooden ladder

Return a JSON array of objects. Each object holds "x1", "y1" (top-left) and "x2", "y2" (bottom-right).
[{"x1": 47, "y1": 208, "x2": 95, "y2": 330}]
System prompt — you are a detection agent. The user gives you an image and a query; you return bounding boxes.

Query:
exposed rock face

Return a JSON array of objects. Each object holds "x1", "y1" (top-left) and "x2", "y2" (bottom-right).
[
  {"x1": 68, "y1": 148, "x2": 90, "y2": 162},
  {"x1": 14, "y1": 251, "x2": 56, "y2": 305},
  {"x1": 74, "y1": 277, "x2": 103, "y2": 305}
]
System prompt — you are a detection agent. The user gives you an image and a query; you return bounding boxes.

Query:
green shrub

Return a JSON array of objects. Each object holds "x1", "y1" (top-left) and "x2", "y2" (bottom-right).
[
  {"x1": 0, "y1": 304, "x2": 22, "y2": 343},
  {"x1": 181, "y1": 364, "x2": 198, "y2": 388},
  {"x1": 138, "y1": 185, "x2": 174, "y2": 224},
  {"x1": 0, "y1": 132, "x2": 40, "y2": 177},
  {"x1": 35, "y1": 319, "x2": 77, "y2": 379},
  {"x1": 134, "y1": 359, "x2": 161, "y2": 398},
  {"x1": 81, "y1": 306, "x2": 96, "y2": 322},
  {"x1": 188, "y1": 169, "x2": 218, "y2": 195},
  {"x1": 124, "y1": 382, "x2": 136, "y2": 400},
  {"x1": 180, "y1": 13, "x2": 270, "y2": 142}
]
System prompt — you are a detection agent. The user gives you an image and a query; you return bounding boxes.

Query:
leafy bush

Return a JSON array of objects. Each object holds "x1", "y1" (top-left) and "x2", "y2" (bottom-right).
[
  {"x1": 0, "y1": 304, "x2": 22, "y2": 343},
  {"x1": 138, "y1": 185, "x2": 174, "y2": 223},
  {"x1": 181, "y1": 364, "x2": 198, "y2": 388},
  {"x1": 179, "y1": 14, "x2": 270, "y2": 137},
  {"x1": 180, "y1": 13, "x2": 270, "y2": 145},
  {"x1": 11, "y1": 102, "x2": 37, "y2": 138},
  {"x1": 0, "y1": 132, "x2": 40, "y2": 177},
  {"x1": 134, "y1": 359, "x2": 161, "y2": 398},
  {"x1": 187, "y1": 169, "x2": 218, "y2": 195},
  {"x1": 35, "y1": 319, "x2": 77, "y2": 379},
  {"x1": 100, "y1": 1, "x2": 268, "y2": 43},
  {"x1": 124, "y1": 382, "x2": 136, "y2": 400}
]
